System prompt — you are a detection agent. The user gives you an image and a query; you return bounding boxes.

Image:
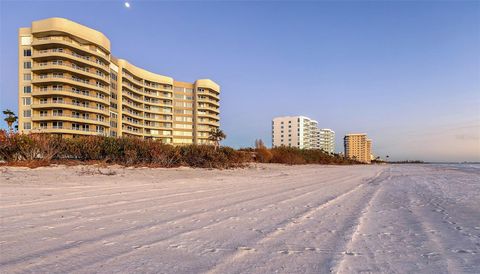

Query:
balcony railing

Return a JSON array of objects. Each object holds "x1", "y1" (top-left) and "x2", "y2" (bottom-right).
[
  {"x1": 31, "y1": 126, "x2": 107, "y2": 135},
  {"x1": 35, "y1": 49, "x2": 109, "y2": 70},
  {"x1": 32, "y1": 114, "x2": 108, "y2": 124},
  {"x1": 34, "y1": 37, "x2": 108, "y2": 60},
  {"x1": 33, "y1": 75, "x2": 109, "y2": 91},
  {"x1": 32, "y1": 100, "x2": 109, "y2": 113},
  {"x1": 33, "y1": 88, "x2": 109, "y2": 103}
]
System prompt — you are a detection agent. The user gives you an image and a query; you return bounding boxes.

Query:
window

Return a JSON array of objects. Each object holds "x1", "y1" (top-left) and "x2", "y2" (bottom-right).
[
  {"x1": 23, "y1": 86, "x2": 31, "y2": 93},
  {"x1": 40, "y1": 122, "x2": 48, "y2": 129},
  {"x1": 52, "y1": 97, "x2": 63, "y2": 103},
  {"x1": 72, "y1": 123, "x2": 80, "y2": 130},
  {"x1": 22, "y1": 97, "x2": 31, "y2": 105},
  {"x1": 53, "y1": 109, "x2": 63, "y2": 116},
  {"x1": 23, "y1": 73, "x2": 31, "y2": 81},
  {"x1": 23, "y1": 110, "x2": 31, "y2": 118},
  {"x1": 23, "y1": 122, "x2": 31, "y2": 130},
  {"x1": 23, "y1": 62, "x2": 31, "y2": 69},
  {"x1": 23, "y1": 49, "x2": 31, "y2": 56},
  {"x1": 52, "y1": 121, "x2": 63, "y2": 129},
  {"x1": 96, "y1": 81, "x2": 105, "y2": 88},
  {"x1": 40, "y1": 110, "x2": 48, "y2": 117}
]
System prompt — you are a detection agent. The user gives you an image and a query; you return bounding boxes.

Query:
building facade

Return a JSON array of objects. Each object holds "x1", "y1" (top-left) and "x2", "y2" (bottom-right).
[
  {"x1": 319, "y1": 128, "x2": 335, "y2": 154},
  {"x1": 272, "y1": 116, "x2": 320, "y2": 149},
  {"x1": 18, "y1": 17, "x2": 219, "y2": 144},
  {"x1": 344, "y1": 133, "x2": 372, "y2": 163}
]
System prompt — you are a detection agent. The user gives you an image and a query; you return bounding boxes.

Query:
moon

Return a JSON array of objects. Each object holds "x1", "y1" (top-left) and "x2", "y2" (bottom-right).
[{"x1": 124, "y1": 2, "x2": 130, "y2": 8}]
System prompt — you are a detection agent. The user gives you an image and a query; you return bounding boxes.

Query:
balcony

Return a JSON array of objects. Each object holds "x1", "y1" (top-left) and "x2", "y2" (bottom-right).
[
  {"x1": 32, "y1": 75, "x2": 109, "y2": 94},
  {"x1": 31, "y1": 100, "x2": 109, "y2": 115},
  {"x1": 32, "y1": 37, "x2": 109, "y2": 63},
  {"x1": 196, "y1": 89, "x2": 219, "y2": 99},
  {"x1": 32, "y1": 62, "x2": 109, "y2": 83},
  {"x1": 197, "y1": 120, "x2": 220, "y2": 127},
  {"x1": 197, "y1": 96, "x2": 220, "y2": 107},
  {"x1": 33, "y1": 49, "x2": 110, "y2": 73},
  {"x1": 31, "y1": 114, "x2": 109, "y2": 127},
  {"x1": 30, "y1": 126, "x2": 107, "y2": 136},
  {"x1": 197, "y1": 104, "x2": 220, "y2": 114},
  {"x1": 196, "y1": 112, "x2": 219, "y2": 120},
  {"x1": 32, "y1": 88, "x2": 109, "y2": 104}
]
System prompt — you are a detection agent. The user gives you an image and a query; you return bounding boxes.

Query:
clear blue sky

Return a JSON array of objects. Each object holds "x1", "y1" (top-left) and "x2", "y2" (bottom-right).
[{"x1": 1, "y1": 0, "x2": 479, "y2": 162}]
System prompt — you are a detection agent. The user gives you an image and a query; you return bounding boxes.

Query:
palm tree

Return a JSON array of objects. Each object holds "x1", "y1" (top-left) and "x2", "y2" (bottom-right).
[
  {"x1": 208, "y1": 128, "x2": 226, "y2": 150},
  {"x1": 3, "y1": 109, "x2": 18, "y2": 133}
]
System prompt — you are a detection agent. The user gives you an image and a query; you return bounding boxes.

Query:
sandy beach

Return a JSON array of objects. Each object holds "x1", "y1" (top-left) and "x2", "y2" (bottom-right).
[{"x1": 0, "y1": 164, "x2": 479, "y2": 273}]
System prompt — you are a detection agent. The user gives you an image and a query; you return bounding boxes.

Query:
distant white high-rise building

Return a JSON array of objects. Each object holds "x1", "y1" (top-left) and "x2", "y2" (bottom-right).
[
  {"x1": 272, "y1": 116, "x2": 320, "y2": 149},
  {"x1": 319, "y1": 128, "x2": 335, "y2": 154}
]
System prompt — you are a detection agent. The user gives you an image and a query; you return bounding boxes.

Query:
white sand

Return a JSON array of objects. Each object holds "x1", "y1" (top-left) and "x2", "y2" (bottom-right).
[{"x1": 0, "y1": 164, "x2": 479, "y2": 273}]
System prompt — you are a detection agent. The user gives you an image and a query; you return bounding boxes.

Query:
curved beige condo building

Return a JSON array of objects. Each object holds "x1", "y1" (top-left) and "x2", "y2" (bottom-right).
[{"x1": 18, "y1": 17, "x2": 220, "y2": 145}]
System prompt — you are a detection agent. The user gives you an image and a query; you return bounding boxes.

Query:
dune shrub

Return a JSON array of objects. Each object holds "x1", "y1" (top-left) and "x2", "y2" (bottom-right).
[
  {"x1": 0, "y1": 133, "x2": 251, "y2": 168},
  {"x1": 256, "y1": 147, "x2": 273, "y2": 163},
  {"x1": 270, "y1": 146, "x2": 307, "y2": 165},
  {"x1": 0, "y1": 130, "x2": 20, "y2": 161},
  {"x1": 0, "y1": 133, "x2": 358, "y2": 168},
  {"x1": 148, "y1": 142, "x2": 182, "y2": 167},
  {"x1": 63, "y1": 136, "x2": 103, "y2": 160},
  {"x1": 268, "y1": 146, "x2": 359, "y2": 165}
]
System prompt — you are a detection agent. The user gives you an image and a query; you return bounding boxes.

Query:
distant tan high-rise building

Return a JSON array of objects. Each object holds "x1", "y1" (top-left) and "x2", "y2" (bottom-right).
[
  {"x1": 272, "y1": 116, "x2": 320, "y2": 149},
  {"x1": 17, "y1": 17, "x2": 219, "y2": 144},
  {"x1": 344, "y1": 133, "x2": 372, "y2": 163}
]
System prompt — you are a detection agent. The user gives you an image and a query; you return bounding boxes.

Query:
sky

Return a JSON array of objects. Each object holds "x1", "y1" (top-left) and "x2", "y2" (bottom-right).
[{"x1": 0, "y1": 0, "x2": 479, "y2": 162}]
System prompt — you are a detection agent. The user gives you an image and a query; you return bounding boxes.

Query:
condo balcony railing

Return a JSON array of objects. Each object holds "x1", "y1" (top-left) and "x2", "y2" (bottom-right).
[
  {"x1": 125, "y1": 75, "x2": 172, "y2": 92},
  {"x1": 32, "y1": 114, "x2": 108, "y2": 123},
  {"x1": 123, "y1": 119, "x2": 143, "y2": 126},
  {"x1": 122, "y1": 90, "x2": 144, "y2": 102},
  {"x1": 34, "y1": 37, "x2": 108, "y2": 59},
  {"x1": 35, "y1": 49, "x2": 109, "y2": 69},
  {"x1": 32, "y1": 126, "x2": 107, "y2": 135},
  {"x1": 197, "y1": 97, "x2": 220, "y2": 105},
  {"x1": 33, "y1": 88, "x2": 109, "y2": 103},
  {"x1": 33, "y1": 75, "x2": 109, "y2": 92},
  {"x1": 196, "y1": 89, "x2": 219, "y2": 97},
  {"x1": 33, "y1": 100, "x2": 109, "y2": 114},
  {"x1": 34, "y1": 62, "x2": 109, "y2": 80},
  {"x1": 122, "y1": 127, "x2": 144, "y2": 135}
]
